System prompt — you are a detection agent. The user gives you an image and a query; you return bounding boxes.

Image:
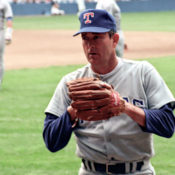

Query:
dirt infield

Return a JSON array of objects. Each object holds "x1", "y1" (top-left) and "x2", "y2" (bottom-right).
[{"x1": 4, "y1": 30, "x2": 175, "y2": 70}]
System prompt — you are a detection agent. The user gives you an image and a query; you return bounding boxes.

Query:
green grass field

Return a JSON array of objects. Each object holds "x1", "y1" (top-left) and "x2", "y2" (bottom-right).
[{"x1": 0, "y1": 11, "x2": 175, "y2": 175}]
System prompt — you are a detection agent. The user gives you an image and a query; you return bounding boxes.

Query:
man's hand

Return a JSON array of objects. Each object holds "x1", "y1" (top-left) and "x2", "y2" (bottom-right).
[{"x1": 5, "y1": 27, "x2": 13, "y2": 45}]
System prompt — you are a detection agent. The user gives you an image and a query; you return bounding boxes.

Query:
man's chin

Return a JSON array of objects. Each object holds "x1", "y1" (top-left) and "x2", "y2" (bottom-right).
[{"x1": 88, "y1": 57, "x2": 97, "y2": 64}]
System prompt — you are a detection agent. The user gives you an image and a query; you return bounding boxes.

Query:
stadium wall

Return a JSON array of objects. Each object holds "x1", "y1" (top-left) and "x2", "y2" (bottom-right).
[{"x1": 11, "y1": 0, "x2": 175, "y2": 16}]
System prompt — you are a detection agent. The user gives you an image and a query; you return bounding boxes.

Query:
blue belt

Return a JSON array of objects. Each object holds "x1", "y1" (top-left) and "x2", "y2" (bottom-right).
[{"x1": 82, "y1": 159, "x2": 144, "y2": 174}]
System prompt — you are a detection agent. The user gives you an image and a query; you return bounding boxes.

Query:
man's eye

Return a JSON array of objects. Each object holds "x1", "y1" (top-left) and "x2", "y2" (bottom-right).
[
  {"x1": 93, "y1": 36, "x2": 99, "y2": 40},
  {"x1": 82, "y1": 36, "x2": 88, "y2": 40}
]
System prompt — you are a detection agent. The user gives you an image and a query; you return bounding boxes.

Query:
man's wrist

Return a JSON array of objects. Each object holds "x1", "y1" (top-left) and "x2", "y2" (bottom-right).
[{"x1": 123, "y1": 102, "x2": 146, "y2": 127}]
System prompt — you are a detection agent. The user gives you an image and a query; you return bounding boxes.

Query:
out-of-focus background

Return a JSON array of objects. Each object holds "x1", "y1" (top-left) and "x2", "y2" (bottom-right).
[{"x1": 5, "y1": 0, "x2": 175, "y2": 70}]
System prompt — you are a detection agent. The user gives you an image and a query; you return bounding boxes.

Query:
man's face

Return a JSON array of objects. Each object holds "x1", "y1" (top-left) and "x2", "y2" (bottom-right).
[{"x1": 81, "y1": 32, "x2": 117, "y2": 66}]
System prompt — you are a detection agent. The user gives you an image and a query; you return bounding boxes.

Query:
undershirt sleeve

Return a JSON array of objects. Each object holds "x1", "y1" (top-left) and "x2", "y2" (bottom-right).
[
  {"x1": 142, "y1": 104, "x2": 175, "y2": 138},
  {"x1": 43, "y1": 111, "x2": 74, "y2": 152}
]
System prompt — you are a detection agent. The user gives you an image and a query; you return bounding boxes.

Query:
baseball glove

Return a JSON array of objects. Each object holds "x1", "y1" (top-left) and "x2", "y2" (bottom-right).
[{"x1": 67, "y1": 77, "x2": 125, "y2": 121}]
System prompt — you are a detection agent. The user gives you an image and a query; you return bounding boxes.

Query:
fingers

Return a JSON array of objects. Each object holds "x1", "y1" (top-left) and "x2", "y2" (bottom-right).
[{"x1": 67, "y1": 106, "x2": 77, "y2": 121}]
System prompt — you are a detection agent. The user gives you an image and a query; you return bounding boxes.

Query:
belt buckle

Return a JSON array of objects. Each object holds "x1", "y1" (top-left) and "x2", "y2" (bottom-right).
[{"x1": 106, "y1": 162, "x2": 113, "y2": 175}]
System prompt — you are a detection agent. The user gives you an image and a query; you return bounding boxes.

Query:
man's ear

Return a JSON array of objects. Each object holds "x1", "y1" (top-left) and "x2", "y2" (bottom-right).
[{"x1": 113, "y1": 33, "x2": 119, "y2": 48}]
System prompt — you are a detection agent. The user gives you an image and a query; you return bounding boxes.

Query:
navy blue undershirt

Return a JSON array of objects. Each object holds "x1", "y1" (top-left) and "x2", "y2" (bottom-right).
[
  {"x1": 43, "y1": 104, "x2": 175, "y2": 152},
  {"x1": 143, "y1": 104, "x2": 175, "y2": 137}
]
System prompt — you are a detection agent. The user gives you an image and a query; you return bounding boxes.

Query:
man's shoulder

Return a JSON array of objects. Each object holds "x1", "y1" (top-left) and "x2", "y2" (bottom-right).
[
  {"x1": 120, "y1": 58, "x2": 154, "y2": 73},
  {"x1": 122, "y1": 58, "x2": 152, "y2": 67}
]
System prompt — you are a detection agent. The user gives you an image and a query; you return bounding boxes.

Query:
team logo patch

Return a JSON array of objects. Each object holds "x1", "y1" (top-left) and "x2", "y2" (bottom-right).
[{"x1": 83, "y1": 12, "x2": 94, "y2": 24}]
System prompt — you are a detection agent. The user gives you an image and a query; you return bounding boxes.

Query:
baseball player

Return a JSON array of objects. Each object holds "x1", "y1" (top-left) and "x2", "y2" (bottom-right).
[
  {"x1": 50, "y1": 1, "x2": 65, "y2": 16},
  {"x1": 43, "y1": 9, "x2": 175, "y2": 175},
  {"x1": 76, "y1": 0, "x2": 86, "y2": 16},
  {"x1": 96, "y1": 0, "x2": 127, "y2": 57},
  {"x1": 0, "y1": 0, "x2": 13, "y2": 88}
]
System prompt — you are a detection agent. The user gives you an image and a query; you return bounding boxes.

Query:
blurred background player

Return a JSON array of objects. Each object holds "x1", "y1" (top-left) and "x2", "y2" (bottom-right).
[
  {"x1": 51, "y1": 0, "x2": 65, "y2": 16},
  {"x1": 0, "y1": 0, "x2": 13, "y2": 88},
  {"x1": 96, "y1": 0, "x2": 127, "y2": 57},
  {"x1": 76, "y1": 0, "x2": 86, "y2": 16}
]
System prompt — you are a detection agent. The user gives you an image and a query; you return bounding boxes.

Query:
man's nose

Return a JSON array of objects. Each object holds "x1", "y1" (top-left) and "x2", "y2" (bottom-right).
[
  {"x1": 87, "y1": 43, "x2": 95, "y2": 52},
  {"x1": 87, "y1": 39, "x2": 95, "y2": 48}
]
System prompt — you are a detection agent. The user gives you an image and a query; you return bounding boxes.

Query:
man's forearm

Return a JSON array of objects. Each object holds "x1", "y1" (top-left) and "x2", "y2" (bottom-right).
[
  {"x1": 43, "y1": 111, "x2": 73, "y2": 152},
  {"x1": 124, "y1": 102, "x2": 146, "y2": 127},
  {"x1": 124, "y1": 102, "x2": 175, "y2": 138}
]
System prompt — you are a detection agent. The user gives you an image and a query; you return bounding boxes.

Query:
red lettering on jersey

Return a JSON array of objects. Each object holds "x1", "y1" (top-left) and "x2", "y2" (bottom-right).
[{"x1": 83, "y1": 12, "x2": 94, "y2": 24}]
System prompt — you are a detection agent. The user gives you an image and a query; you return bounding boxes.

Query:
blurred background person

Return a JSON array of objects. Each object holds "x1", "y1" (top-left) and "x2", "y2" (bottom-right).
[
  {"x1": 51, "y1": 0, "x2": 65, "y2": 15},
  {"x1": 96, "y1": 0, "x2": 127, "y2": 57},
  {"x1": 76, "y1": 0, "x2": 86, "y2": 16},
  {"x1": 0, "y1": 0, "x2": 13, "y2": 88}
]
